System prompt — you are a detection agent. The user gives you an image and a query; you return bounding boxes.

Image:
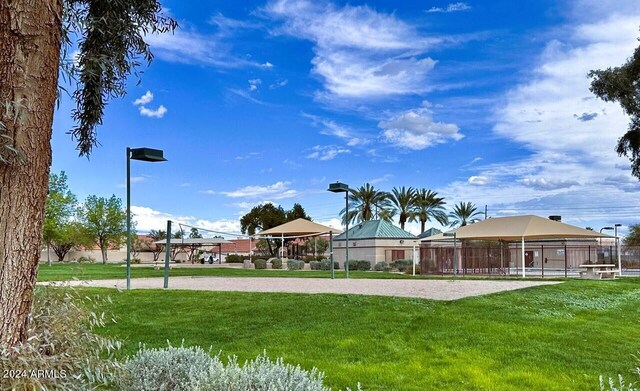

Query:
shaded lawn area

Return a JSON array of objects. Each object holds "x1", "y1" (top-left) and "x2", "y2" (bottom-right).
[
  {"x1": 80, "y1": 278, "x2": 640, "y2": 391},
  {"x1": 36, "y1": 263, "x2": 561, "y2": 282}
]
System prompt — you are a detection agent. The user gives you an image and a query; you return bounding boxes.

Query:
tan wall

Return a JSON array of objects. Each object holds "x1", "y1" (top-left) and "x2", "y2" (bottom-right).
[
  {"x1": 39, "y1": 249, "x2": 248, "y2": 264},
  {"x1": 332, "y1": 238, "x2": 418, "y2": 266}
]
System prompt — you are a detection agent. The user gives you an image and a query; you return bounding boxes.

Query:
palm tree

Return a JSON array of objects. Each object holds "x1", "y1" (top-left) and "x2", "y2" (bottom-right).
[
  {"x1": 340, "y1": 183, "x2": 392, "y2": 225},
  {"x1": 389, "y1": 186, "x2": 417, "y2": 230},
  {"x1": 415, "y1": 189, "x2": 448, "y2": 233},
  {"x1": 448, "y1": 202, "x2": 483, "y2": 227}
]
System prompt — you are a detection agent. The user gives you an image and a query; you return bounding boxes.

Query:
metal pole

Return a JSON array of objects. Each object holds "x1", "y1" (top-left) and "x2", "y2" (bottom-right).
[
  {"x1": 541, "y1": 245, "x2": 544, "y2": 279},
  {"x1": 453, "y1": 233, "x2": 457, "y2": 275},
  {"x1": 345, "y1": 191, "x2": 349, "y2": 279},
  {"x1": 329, "y1": 231, "x2": 334, "y2": 280},
  {"x1": 249, "y1": 236, "x2": 252, "y2": 263},
  {"x1": 47, "y1": 244, "x2": 51, "y2": 267},
  {"x1": 564, "y1": 244, "x2": 568, "y2": 278},
  {"x1": 412, "y1": 242, "x2": 416, "y2": 276},
  {"x1": 126, "y1": 147, "x2": 132, "y2": 290},
  {"x1": 616, "y1": 226, "x2": 622, "y2": 276},
  {"x1": 163, "y1": 220, "x2": 172, "y2": 288},
  {"x1": 521, "y1": 236, "x2": 525, "y2": 278}
]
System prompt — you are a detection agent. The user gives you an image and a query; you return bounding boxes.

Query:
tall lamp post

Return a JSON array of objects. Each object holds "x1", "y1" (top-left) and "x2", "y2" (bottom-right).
[
  {"x1": 599, "y1": 226, "x2": 613, "y2": 264},
  {"x1": 127, "y1": 147, "x2": 167, "y2": 290},
  {"x1": 443, "y1": 232, "x2": 457, "y2": 275},
  {"x1": 328, "y1": 182, "x2": 350, "y2": 278},
  {"x1": 615, "y1": 223, "x2": 622, "y2": 276}
]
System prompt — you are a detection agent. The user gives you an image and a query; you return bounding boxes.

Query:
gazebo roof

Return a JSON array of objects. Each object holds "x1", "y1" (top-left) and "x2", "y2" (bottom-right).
[
  {"x1": 421, "y1": 215, "x2": 613, "y2": 242},
  {"x1": 258, "y1": 218, "x2": 342, "y2": 236},
  {"x1": 153, "y1": 237, "x2": 231, "y2": 246}
]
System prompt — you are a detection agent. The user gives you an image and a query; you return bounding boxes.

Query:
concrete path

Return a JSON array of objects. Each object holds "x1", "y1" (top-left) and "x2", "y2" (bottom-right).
[{"x1": 47, "y1": 277, "x2": 561, "y2": 301}]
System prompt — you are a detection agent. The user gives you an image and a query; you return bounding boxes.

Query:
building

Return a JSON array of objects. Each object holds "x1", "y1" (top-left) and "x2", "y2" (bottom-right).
[{"x1": 332, "y1": 220, "x2": 418, "y2": 266}]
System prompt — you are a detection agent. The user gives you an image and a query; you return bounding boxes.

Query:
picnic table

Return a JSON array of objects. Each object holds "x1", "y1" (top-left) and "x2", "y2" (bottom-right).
[{"x1": 578, "y1": 264, "x2": 617, "y2": 279}]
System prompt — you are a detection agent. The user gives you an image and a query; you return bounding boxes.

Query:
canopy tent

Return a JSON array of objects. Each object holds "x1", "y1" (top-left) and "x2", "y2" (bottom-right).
[
  {"x1": 154, "y1": 237, "x2": 231, "y2": 264},
  {"x1": 421, "y1": 215, "x2": 614, "y2": 277},
  {"x1": 257, "y1": 218, "x2": 342, "y2": 258}
]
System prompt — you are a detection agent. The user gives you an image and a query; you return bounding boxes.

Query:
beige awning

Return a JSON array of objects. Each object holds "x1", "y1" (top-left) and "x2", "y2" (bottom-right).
[
  {"x1": 422, "y1": 215, "x2": 614, "y2": 242},
  {"x1": 154, "y1": 238, "x2": 231, "y2": 246},
  {"x1": 258, "y1": 218, "x2": 343, "y2": 236}
]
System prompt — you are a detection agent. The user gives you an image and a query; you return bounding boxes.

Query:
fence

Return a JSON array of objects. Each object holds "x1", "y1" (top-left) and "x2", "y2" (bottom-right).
[{"x1": 420, "y1": 242, "x2": 640, "y2": 277}]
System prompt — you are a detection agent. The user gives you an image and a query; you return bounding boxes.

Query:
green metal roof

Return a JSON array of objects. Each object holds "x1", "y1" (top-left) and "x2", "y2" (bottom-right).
[
  {"x1": 417, "y1": 227, "x2": 442, "y2": 239},
  {"x1": 334, "y1": 220, "x2": 416, "y2": 240}
]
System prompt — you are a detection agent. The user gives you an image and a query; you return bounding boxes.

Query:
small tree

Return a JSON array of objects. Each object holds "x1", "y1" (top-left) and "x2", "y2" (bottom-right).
[
  {"x1": 43, "y1": 172, "x2": 78, "y2": 265},
  {"x1": 78, "y1": 195, "x2": 127, "y2": 264},
  {"x1": 624, "y1": 224, "x2": 640, "y2": 246},
  {"x1": 305, "y1": 237, "x2": 329, "y2": 257},
  {"x1": 148, "y1": 229, "x2": 167, "y2": 262},
  {"x1": 50, "y1": 222, "x2": 91, "y2": 262}
]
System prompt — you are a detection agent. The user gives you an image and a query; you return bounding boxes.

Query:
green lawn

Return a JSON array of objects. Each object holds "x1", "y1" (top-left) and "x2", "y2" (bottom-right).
[
  {"x1": 36, "y1": 263, "x2": 558, "y2": 282},
  {"x1": 77, "y1": 278, "x2": 640, "y2": 390}
]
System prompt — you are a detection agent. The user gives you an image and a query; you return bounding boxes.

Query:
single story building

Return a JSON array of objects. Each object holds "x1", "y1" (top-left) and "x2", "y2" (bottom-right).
[{"x1": 332, "y1": 219, "x2": 418, "y2": 266}]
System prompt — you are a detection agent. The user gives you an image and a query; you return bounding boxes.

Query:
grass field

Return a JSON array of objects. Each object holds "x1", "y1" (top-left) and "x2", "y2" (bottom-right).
[
  {"x1": 36, "y1": 263, "x2": 558, "y2": 282},
  {"x1": 76, "y1": 278, "x2": 640, "y2": 390}
]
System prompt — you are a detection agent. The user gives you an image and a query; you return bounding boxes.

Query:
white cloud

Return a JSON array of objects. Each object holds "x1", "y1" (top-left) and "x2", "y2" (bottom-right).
[
  {"x1": 379, "y1": 107, "x2": 462, "y2": 150},
  {"x1": 519, "y1": 178, "x2": 579, "y2": 191},
  {"x1": 131, "y1": 206, "x2": 242, "y2": 236},
  {"x1": 262, "y1": 62, "x2": 274, "y2": 68},
  {"x1": 369, "y1": 174, "x2": 393, "y2": 184},
  {"x1": 220, "y1": 181, "x2": 298, "y2": 199},
  {"x1": 139, "y1": 105, "x2": 167, "y2": 118},
  {"x1": 228, "y1": 88, "x2": 269, "y2": 105},
  {"x1": 468, "y1": 176, "x2": 489, "y2": 186},
  {"x1": 269, "y1": 79, "x2": 289, "y2": 89},
  {"x1": 133, "y1": 91, "x2": 154, "y2": 106},
  {"x1": 263, "y1": 0, "x2": 449, "y2": 100},
  {"x1": 303, "y1": 113, "x2": 370, "y2": 146},
  {"x1": 306, "y1": 145, "x2": 350, "y2": 160},
  {"x1": 427, "y1": 2, "x2": 471, "y2": 13},
  {"x1": 248, "y1": 79, "x2": 262, "y2": 91}
]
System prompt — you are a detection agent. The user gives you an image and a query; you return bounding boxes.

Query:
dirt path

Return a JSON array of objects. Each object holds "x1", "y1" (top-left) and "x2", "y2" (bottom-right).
[{"x1": 46, "y1": 277, "x2": 560, "y2": 301}]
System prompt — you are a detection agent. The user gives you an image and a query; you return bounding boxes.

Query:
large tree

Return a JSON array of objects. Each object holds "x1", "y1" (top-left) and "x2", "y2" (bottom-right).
[
  {"x1": 415, "y1": 189, "x2": 448, "y2": 233},
  {"x1": 341, "y1": 183, "x2": 393, "y2": 225},
  {"x1": 389, "y1": 186, "x2": 417, "y2": 230},
  {"x1": 623, "y1": 224, "x2": 640, "y2": 246},
  {"x1": 78, "y1": 195, "x2": 127, "y2": 264},
  {"x1": 589, "y1": 30, "x2": 640, "y2": 179},
  {"x1": 0, "y1": 1, "x2": 174, "y2": 347}
]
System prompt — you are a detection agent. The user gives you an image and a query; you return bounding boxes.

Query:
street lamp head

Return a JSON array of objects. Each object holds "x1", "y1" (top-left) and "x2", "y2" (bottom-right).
[
  {"x1": 443, "y1": 232, "x2": 456, "y2": 237},
  {"x1": 328, "y1": 181, "x2": 349, "y2": 193},
  {"x1": 614, "y1": 223, "x2": 622, "y2": 227},
  {"x1": 601, "y1": 226, "x2": 614, "y2": 230},
  {"x1": 130, "y1": 147, "x2": 167, "y2": 162}
]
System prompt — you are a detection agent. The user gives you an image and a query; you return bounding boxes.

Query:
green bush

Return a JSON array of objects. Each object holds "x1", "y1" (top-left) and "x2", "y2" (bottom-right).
[
  {"x1": 374, "y1": 262, "x2": 391, "y2": 272},
  {"x1": 404, "y1": 262, "x2": 420, "y2": 275},
  {"x1": 132, "y1": 258, "x2": 141, "y2": 264},
  {"x1": 0, "y1": 286, "x2": 121, "y2": 390},
  {"x1": 287, "y1": 259, "x2": 305, "y2": 270},
  {"x1": 345, "y1": 260, "x2": 371, "y2": 271},
  {"x1": 304, "y1": 255, "x2": 316, "y2": 263},
  {"x1": 310, "y1": 261, "x2": 321, "y2": 270},
  {"x1": 391, "y1": 259, "x2": 413, "y2": 272},
  {"x1": 271, "y1": 258, "x2": 283, "y2": 269},
  {"x1": 117, "y1": 345, "x2": 362, "y2": 391},
  {"x1": 254, "y1": 259, "x2": 267, "y2": 269},
  {"x1": 226, "y1": 254, "x2": 247, "y2": 263},
  {"x1": 320, "y1": 259, "x2": 339, "y2": 270}
]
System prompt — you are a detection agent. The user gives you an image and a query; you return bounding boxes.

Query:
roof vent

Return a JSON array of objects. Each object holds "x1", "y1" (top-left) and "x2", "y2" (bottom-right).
[{"x1": 549, "y1": 215, "x2": 561, "y2": 222}]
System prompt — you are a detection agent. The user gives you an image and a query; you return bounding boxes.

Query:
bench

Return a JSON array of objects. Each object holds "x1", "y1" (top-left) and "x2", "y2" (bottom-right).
[{"x1": 594, "y1": 270, "x2": 616, "y2": 279}]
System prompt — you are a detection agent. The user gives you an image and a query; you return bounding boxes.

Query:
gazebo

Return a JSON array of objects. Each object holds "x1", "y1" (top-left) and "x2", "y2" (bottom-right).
[
  {"x1": 421, "y1": 215, "x2": 613, "y2": 277},
  {"x1": 154, "y1": 237, "x2": 231, "y2": 263},
  {"x1": 257, "y1": 218, "x2": 342, "y2": 258}
]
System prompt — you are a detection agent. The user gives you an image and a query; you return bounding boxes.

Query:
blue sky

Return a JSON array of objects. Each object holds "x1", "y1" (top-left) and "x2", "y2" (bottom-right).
[{"x1": 51, "y1": 0, "x2": 640, "y2": 237}]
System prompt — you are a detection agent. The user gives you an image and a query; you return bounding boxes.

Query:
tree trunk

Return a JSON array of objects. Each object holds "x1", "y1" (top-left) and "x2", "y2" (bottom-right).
[
  {"x1": 101, "y1": 246, "x2": 108, "y2": 264},
  {"x1": 0, "y1": 0, "x2": 62, "y2": 347}
]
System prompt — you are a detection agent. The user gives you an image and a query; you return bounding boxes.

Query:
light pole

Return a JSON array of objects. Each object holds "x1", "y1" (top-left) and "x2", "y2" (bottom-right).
[
  {"x1": 599, "y1": 226, "x2": 613, "y2": 264},
  {"x1": 443, "y1": 232, "x2": 457, "y2": 275},
  {"x1": 127, "y1": 147, "x2": 167, "y2": 290},
  {"x1": 328, "y1": 182, "x2": 350, "y2": 278},
  {"x1": 615, "y1": 223, "x2": 622, "y2": 276}
]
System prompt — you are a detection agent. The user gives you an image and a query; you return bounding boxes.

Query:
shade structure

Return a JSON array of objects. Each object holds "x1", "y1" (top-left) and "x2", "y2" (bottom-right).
[
  {"x1": 422, "y1": 215, "x2": 613, "y2": 242},
  {"x1": 258, "y1": 218, "x2": 342, "y2": 236}
]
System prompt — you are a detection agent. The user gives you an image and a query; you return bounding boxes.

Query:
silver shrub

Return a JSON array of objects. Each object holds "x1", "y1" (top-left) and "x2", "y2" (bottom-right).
[{"x1": 117, "y1": 345, "x2": 362, "y2": 391}]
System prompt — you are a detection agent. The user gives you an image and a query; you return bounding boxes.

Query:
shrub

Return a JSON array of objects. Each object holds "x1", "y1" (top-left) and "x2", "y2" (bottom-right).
[
  {"x1": 132, "y1": 258, "x2": 141, "y2": 264},
  {"x1": 226, "y1": 254, "x2": 247, "y2": 263},
  {"x1": 374, "y1": 262, "x2": 391, "y2": 272},
  {"x1": 77, "y1": 255, "x2": 96, "y2": 263},
  {"x1": 117, "y1": 345, "x2": 363, "y2": 391},
  {"x1": 345, "y1": 260, "x2": 371, "y2": 271},
  {"x1": 391, "y1": 259, "x2": 413, "y2": 272},
  {"x1": 0, "y1": 285, "x2": 121, "y2": 390},
  {"x1": 404, "y1": 262, "x2": 420, "y2": 275},
  {"x1": 304, "y1": 255, "x2": 316, "y2": 263},
  {"x1": 254, "y1": 259, "x2": 267, "y2": 269},
  {"x1": 310, "y1": 261, "x2": 321, "y2": 270},
  {"x1": 320, "y1": 259, "x2": 339, "y2": 270},
  {"x1": 271, "y1": 258, "x2": 283, "y2": 270},
  {"x1": 287, "y1": 259, "x2": 305, "y2": 270}
]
